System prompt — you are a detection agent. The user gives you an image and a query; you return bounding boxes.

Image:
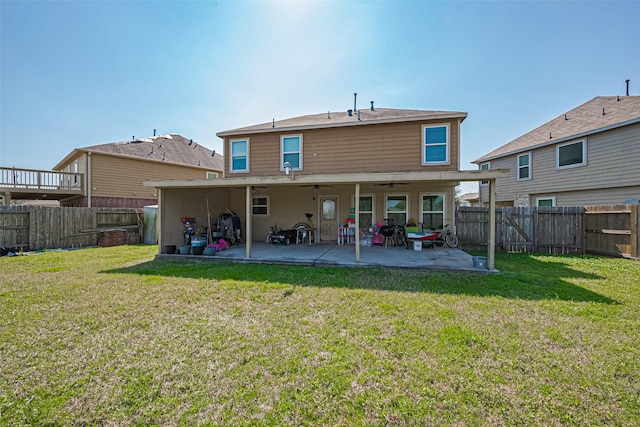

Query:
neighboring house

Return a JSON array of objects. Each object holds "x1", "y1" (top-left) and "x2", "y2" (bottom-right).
[
  {"x1": 53, "y1": 134, "x2": 224, "y2": 208},
  {"x1": 456, "y1": 192, "x2": 480, "y2": 207},
  {"x1": 474, "y1": 96, "x2": 640, "y2": 207},
  {"x1": 146, "y1": 105, "x2": 507, "y2": 267}
]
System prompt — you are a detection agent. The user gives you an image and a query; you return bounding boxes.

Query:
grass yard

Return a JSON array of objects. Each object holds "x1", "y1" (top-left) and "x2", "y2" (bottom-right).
[{"x1": 1, "y1": 245, "x2": 639, "y2": 426}]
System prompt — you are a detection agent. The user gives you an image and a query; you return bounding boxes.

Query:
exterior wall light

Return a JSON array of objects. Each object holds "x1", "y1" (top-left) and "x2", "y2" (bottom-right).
[{"x1": 283, "y1": 161, "x2": 294, "y2": 180}]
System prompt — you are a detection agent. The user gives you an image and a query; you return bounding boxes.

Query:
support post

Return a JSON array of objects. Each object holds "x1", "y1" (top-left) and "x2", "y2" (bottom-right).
[
  {"x1": 355, "y1": 183, "x2": 360, "y2": 263},
  {"x1": 246, "y1": 185, "x2": 252, "y2": 258},
  {"x1": 488, "y1": 179, "x2": 496, "y2": 269},
  {"x1": 156, "y1": 188, "x2": 163, "y2": 254}
]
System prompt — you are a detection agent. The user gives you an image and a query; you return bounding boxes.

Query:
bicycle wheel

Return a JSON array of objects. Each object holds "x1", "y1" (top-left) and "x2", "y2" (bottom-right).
[{"x1": 445, "y1": 232, "x2": 459, "y2": 248}]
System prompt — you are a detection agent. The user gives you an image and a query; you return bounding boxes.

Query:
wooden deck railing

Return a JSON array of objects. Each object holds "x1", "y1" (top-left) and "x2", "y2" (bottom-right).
[{"x1": 0, "y1": 166, "x2": 84, "y2": 192}]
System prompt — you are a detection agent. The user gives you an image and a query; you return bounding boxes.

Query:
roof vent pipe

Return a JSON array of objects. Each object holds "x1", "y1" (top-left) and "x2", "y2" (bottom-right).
[
  {"x1": 272, "y1": 118, "x2": 275, "y2": 128},
  {"x1": 354, "y1": 92, "x2": 357, "y2": 113},
  {"x1": 370, "y1": 101, "x2": 374, "y2": 111},
  {"x1": 358, "y1": 110, "x2": 361, "y2": 121},
  {"x1": 347, "y1": 109, "x2": 353, "y2": 117},
  {"x1": 153, "y1": 129, "x2": 156, "y2": 136},
  {"x1": 626, "y1": 79, "x2": 630, "y2": 96}
]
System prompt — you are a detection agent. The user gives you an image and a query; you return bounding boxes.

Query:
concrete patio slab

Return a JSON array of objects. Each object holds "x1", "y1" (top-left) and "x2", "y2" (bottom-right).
[{"x1": 159, "y1": 242, "x2": 496, "y2": 273}]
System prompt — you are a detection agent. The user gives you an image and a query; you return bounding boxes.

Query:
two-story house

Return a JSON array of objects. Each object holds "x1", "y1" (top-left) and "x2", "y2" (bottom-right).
[
  {"x1": 474, "y1": 96, "x2": 640, "y2": 207},
  {"x1": 147, "y1": 105, "x2": 506, "y2": 268}
]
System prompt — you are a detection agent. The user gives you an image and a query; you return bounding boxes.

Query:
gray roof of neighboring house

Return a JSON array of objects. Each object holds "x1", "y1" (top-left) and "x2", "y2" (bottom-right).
[
  {"x1": 217, "y1": 108, "x2": 468, "y2": 137},
  {"x1": 474, "y1": 96, "x2": 640, "y2": 163},
  {"x1": 457, "y1": 192, "x2": 479, "y2": 202},
  {"x1": 54, "y1": 133, "x2": 223, "y2": 171}
]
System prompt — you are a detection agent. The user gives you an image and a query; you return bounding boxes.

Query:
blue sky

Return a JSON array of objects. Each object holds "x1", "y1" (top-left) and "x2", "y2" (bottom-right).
[{"x1": 1, "y1": 1, "x2": 639, "y2": 193}]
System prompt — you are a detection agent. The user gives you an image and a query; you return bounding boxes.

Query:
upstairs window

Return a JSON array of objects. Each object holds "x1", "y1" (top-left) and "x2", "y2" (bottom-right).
[
  {"x1": 422, "y1": 124, "x2": 449, "y2": 165},
  {"x1": 480, "y1": 162, "x2": 490, "y2": 185},
  {"x1": 557, "y1": 139, "x2": 586, "y2": 169},
  {"x1": 281, "y1": 135, "x2": 302, "y2": 170},
  {"x1": 230, "y1": 139, "x2": 249, "y2": 173},
  {"x1": 517, "y1": 152, "x2": 531, "y2": 180}
]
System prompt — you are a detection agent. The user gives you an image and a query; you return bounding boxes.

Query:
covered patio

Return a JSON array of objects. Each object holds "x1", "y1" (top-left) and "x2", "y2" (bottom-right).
[
  {"x1": 157, "y1": 241, "x2": 495, "y2": 272},
  {"x1": 147, "y1": 170, "x2": 508, "y2": 270}
]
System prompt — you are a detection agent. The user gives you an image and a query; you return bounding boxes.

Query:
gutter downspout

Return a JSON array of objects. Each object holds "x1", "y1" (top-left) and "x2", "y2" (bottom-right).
[{"x1": 87, "y1": 152, "x2": 92, "y2": 207}]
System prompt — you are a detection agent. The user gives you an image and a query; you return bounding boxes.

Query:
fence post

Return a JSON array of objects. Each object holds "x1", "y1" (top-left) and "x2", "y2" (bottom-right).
[{"x1": 631, "y1": 204, "x2": 639, "y2": 259}]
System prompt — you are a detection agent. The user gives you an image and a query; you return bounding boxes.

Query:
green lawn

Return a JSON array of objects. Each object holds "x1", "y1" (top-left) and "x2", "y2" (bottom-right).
[{"x1": 1, "y1": 245, "x2": 638, "y2": 426}]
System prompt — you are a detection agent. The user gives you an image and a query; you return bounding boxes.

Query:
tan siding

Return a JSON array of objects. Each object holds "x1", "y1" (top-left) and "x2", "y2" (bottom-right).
[
  {"x1": 542, "y1": 186, "x2": 640, "y2": 206},
  {"x1": 485, "y1": 123, "x2": 640, "y2": 206},
  {"x1": 91, "y1": 154, "x2": 212, "y2": 200},
  {"x1": 224, "y1": 120, "x2": 461, "y2": 177}
]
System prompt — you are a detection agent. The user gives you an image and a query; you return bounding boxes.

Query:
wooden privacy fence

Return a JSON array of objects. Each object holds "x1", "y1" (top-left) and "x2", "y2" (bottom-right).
[
  {"x1": 0, "y1": 206, "x2": 143, "y2": 251},
  {"x1": 457, "y1": 205, "x2": 639, "y2": 259}
]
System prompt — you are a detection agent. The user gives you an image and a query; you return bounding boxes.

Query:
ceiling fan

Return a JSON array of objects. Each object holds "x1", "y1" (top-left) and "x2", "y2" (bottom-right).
[
  {"x1": 299, "y1": 184, "x2": 334, "y2": 189},
  {"x1": 372, "y1": 182, "x2": 409, "y2": 189},
  {"x1": 233, "y1": 185, "x2": 267, "y2": 190}
]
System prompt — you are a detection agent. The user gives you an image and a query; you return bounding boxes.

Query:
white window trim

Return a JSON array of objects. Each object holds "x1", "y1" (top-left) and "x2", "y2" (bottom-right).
[
  {"x1": 480, "y1": 162, "x2": 491, "y2": 186},
  {"x1": 352, "y1": 193, "x2": 375, "y2": 227},
  {"x1": 422, "y1": 123, "x2": 450, "y2": 166},
  {"x1": 517, "y1": 152, "x2": 532, "y2": 181},
  {"x1": 206, "y1": 172, "x2": 219, "y2": 179},
  {"x1": 419, "y1": 192, "x2": 446, "y2": 229},
  {"x1": 536, "y1": 196, "x2": 556, "y2": 207},
  {"x1": 280, "y1": 134, "x2": 303, "y2": 171},
  {"x1": 385, "y1": 192, "x2": 410, "y2": 225},
  {"x1": 556, "y1": 138, "x2": 587, "y2": 170},
  {"x1": 252, "y1": 195, "x2": 270, "y2": 216},
  {"x1": 230, "y1": 138, "x2": 249, "y2": 173}
]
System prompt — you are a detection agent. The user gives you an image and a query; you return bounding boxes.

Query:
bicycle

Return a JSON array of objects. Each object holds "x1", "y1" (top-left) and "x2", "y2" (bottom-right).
[{"x1": 433, "y1": 224, "x2": 459, "y2": 248}]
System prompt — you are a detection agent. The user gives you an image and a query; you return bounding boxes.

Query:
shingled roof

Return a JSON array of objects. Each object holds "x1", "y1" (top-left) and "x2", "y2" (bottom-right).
[
  {"x1": 55, "y1": 133, "x2": 223, "y2": 171},
  {"x1": 217, "y1": 107, "x2": 467, "y2": 136},
  {"x1": 474, "y1": 96, "x2": 640, "y2": 163}
]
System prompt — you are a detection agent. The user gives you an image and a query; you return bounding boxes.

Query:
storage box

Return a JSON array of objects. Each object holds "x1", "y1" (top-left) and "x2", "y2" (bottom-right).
[
  {"x1": 360, "y1": 236, "x2": 373, "y2": 247},
  {"x1": 413, "y1": 240, "x2": 422, "y2": 251},
  {"x1": 472, "y1": 256, "x2": 488, "y2": 269}
]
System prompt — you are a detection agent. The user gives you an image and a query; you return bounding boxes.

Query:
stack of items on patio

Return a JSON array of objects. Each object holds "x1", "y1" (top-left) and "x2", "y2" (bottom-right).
[{"x1": 170, "y1": 210, "x2": 242, "y2": 255}]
